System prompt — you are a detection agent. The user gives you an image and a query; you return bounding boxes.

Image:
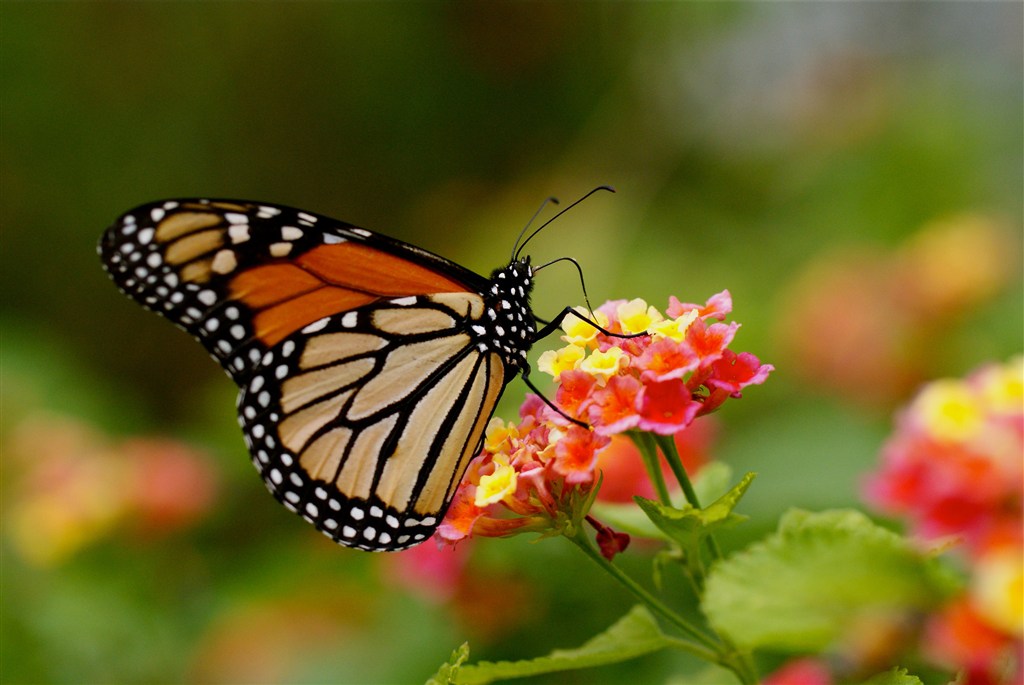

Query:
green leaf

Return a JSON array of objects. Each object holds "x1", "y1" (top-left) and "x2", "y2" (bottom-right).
[
  {"x1": 590, "y1": 500, "x2": 669, "y2": 540},
  {"x1": 704, "y1": 509, "x2": 950, "y2": 651},
  {"x1": 426, "y1": 643, "x2": 470, "y2": 685},
  {"x1": 634, "y1": 472, "x2": 755, "y2": 555},
  {"x1": 588, "y1": 463, "x2": 740, "y2": 542},
  {"x1": 860, "y1": 667, "x2": 924, "y2": 685},
  {"x1": 692, "y1": 461, "x2": 734, "y2": 506},
  {"x1": 454, "y1": 606, "x2": 672, "y2": 685}
]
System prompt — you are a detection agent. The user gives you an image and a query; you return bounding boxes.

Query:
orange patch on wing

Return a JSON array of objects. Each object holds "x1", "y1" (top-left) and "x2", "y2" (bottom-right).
[
  {"x1": 299, "y1": 243, "x2": 470, "y2": 295},
  {"x1": 230, "y1": 243, "x2": 475, "y2": 346},
  {"x1": 254, "y1": 289, "x2": 377, "y2": 346},
  {"x1": 231, "y1": 263, "x2": 324, "y2": 308}
]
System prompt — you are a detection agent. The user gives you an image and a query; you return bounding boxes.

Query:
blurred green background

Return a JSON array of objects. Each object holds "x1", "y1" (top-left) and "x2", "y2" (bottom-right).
[{"x1": 2, "y1": 3, "x2": 1021, "y2": 684}]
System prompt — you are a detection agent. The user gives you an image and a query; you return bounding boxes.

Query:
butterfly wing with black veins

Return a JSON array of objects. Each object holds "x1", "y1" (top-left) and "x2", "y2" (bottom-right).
[{"x1": 100, "y1": 199, "x2": 537, "y2": 550}]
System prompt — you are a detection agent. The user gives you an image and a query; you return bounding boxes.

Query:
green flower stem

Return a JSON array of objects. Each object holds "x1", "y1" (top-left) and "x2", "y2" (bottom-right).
[
  {"x1": 652, "y1": 433, "x2": 700, "y2": 507},
  {"x1": 566, "y1": 529, "x2": 757, "y2": 684},
  {"x1": 629, "y1": 432, "x2": 672, "y2": 505},
  {"x1": 653, "y1": 433, "x2": 722, "y2": 563},
  {"x1": 651, "y1": 435, "x2": 758, "y2": 684},
  {"x1": 566, "y1": 528, "x2": 719, "y2": 653}
]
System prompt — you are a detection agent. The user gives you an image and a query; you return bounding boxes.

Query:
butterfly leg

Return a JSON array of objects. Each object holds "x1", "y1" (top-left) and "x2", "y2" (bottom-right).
[
  {"x1": 520, "y1": 367, "x2": 588, "y2": 428},
  {"x1": 532, "y1": 307, "x2": 648, "y2": 343}
]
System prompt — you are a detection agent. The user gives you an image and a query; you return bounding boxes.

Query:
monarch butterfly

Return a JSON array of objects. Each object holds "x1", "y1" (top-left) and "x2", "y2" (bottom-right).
[{"x1": 99, "y1": 192, "x2": 611, "y2": 551}]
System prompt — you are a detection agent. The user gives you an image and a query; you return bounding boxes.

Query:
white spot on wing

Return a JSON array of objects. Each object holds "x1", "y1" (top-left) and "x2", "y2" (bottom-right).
[
  {"x1": 211, "y1": 250, "x2": 238, "y2": 274},
  {"x1": 228, "y1": 224, "x2": 250, "y2": 243},
  {"x1": 302, "y1": 317, "x2": 330, "y2": 333}
]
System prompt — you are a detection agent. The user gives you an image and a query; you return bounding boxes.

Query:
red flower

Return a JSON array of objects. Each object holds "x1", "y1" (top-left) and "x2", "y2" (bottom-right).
[
  {"x1": 591, "y1": 517, "x2": 631, "y2": 561},
  {"x1": 437, "y1": 483, "x2": 486, "y2": 543},
  {"x1": 587, "y1": 375, "x2": 642, "y2": 435},
  {"x1": 438, "y1": 292, "x2": 771, "y2": 549},
  {"x1": 923, "y1": 597, "x2": 1019, "y2": 684},
  {"x1": 667, "y1": 290, "x2": 732, "y2": 321},
  {"x1": 553, "y1": 426, "x2": 609, "y2": 484},
  {"x1": 685, "y1": 318, "x2": 738, "y2": 366},
  {"x1": 762, "y1": 659, "x2": 833, "y2": 685},
  {"x1": 555, "y1": 369, "x2": 598, "y2": 419},
  {"x1": 381, "y1": 539, "x2": 470, "y2": 603},
  {"x1": 706, "y1": 350, "x2": 773, "y2": 395},
  {"x1": 636, "y1": 337, "x2": 698, "y2": 382},
  {"x1": 637, "y1": 379, "x2": 699, "y2": 435}
]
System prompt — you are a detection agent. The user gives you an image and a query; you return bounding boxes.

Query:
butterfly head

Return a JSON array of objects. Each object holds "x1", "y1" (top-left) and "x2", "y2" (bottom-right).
[{"x1": 479, "y1": 257, "x2": 535, "y2": 373}]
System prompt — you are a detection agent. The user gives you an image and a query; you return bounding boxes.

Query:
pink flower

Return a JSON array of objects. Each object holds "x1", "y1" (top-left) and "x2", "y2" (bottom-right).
[
  {"x1": 864, "y1": 358, "x2": 1023, "y2": 555},
  {"x1": 636, "y1": 337, "x2": 698, "y2": 382},
  {"x1": 438, "y1": 292, "x2": 771, "y2": 552},
  {"x1": 706, "y1": 350, "x2": 774, "y2": 395},
  {"x1": 762, "y1": 659, "x2": 833, "y2": 685},
  {"x1": 381, "y1": 539, "x2": 470, "y2": 603},
  {"x1": 637, "y1": 380, "x2": 700, "y2": 435},
  {"x1": 553, "y1": 426, "x2": 609, "y2": 484},
  {"x1": 667, "y1": 289, "x2": 733, "y2": 321},
  {"x1": 865, "y1": 358, "x2": 1023, "y2": 684},
  {"x1": 588, "y1": 375, "x2": 642, "y2": 435}
]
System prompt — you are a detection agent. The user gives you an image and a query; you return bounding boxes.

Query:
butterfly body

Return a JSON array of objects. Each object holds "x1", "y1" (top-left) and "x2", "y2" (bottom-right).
[{"x1": 100, "y1": 199, "x2": 536, "y2": 550}]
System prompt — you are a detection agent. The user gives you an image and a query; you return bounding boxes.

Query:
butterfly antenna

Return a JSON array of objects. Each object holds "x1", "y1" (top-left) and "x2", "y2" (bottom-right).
[
  {"x1": 511, "y1": 196, "x2": 560, "y2": 262},
  {"x1": 514, "y1": 185, "x2": 615, "y2": 261},
  {"x1": 534, "y1": 256, "x2": 596, "y2": 318}
]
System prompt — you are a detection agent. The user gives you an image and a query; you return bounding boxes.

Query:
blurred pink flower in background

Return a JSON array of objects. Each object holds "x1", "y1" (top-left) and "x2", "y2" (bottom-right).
[
  {"x1": 594, "y1": 419, "x2": 716, "y2": 504},
  {"x1": 762, "y1": 658, "x2": 833, "y2": 685},
  {"x1": 380, "y1": 540, "x2": 470, "y2": 603},
  {"x1": 188, "y1": 594, "x2": 365, "y2": 684},
  {"x1": 4, "y1": 412, "x2": 219, "y2": 565},
  {"x1": 776, "y1": 213, "x2": 1018, "y2": 407},
  {"x1": 864, "y1": 357, "x2": 1023, "y2": 684},
  {"x1": 379, "y1": 540, "x2": 535, "y2": 644}
]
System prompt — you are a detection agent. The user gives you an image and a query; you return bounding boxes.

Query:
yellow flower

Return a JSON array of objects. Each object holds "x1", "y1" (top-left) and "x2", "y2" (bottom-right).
[
  {"x1": 537, "y1": 344, "x2": 586, "y2": 378},
  {"x1": 561, "y1": 305, "x2": 606, "y2": 344},
  {"x1": 616, "y1": 299, "x2": 664, "y2": 335},
  {"x1": 649, "y1": 309, "x2": 698, "y2": 341},
  {"x1": 971, "y1": 547, "x2": 1024, "y2": 636},
  {"x1": 579, "y1": 347, "x2": 626, "y2": 384},
  {"x1": 978, "y1": 356, "x2": 1024, "y2": 416},
  {"x1": 474, "y1": 455, "x2": 518, "y2": 506},
  {"x1": 484, "y1": 418, "x2": 518, "y2": 454},
  {"x1": 914, "y1": 379, "x2": 983, "y2": 443},
  {"x1": 561, "y1": 306, "x2": 608, "y2": 346}
]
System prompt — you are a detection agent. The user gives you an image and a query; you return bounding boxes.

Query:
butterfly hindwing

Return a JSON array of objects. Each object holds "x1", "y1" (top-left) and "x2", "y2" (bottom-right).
[
  {"x1": 239, "y1": 292, "x2": 506, "y2": 550},
  {"x1": 100, "y1": 198, "x2": 536, "y2": 551}
]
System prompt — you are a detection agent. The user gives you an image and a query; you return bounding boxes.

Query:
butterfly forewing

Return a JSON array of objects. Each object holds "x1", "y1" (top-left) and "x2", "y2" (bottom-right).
[
  {"x1": 99, "y1": 199, "x2": 535, "y2": 551},
  {"x1": 99, "y1": 200, "x2": 486, "y2": 383}
]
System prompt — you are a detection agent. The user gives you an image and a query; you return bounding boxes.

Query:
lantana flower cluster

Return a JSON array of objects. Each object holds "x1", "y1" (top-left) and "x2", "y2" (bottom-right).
[
  {"x1": 864, "y1": 357, "x2": 1023, "y2": 683},
  {"x1": 437, "y1": 291, "x2": 772, "y2": 549},
  {"x1": 6, "y1": 413, "x2": 218, "y2": 566}
]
